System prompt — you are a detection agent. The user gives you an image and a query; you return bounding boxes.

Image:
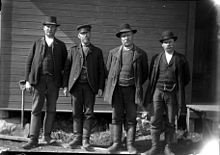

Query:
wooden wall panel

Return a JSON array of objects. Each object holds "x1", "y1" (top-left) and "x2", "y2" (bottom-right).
[{"x1": 0, "y1": 0, "x2": 193, "y2": 112}]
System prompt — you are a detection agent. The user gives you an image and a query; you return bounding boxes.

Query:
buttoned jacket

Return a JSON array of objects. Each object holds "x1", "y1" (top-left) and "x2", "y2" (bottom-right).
[
  {"x1": 63, "y1": 44, "x2": 106, "y2": 94},
  {"x1": 25, "y1": 37, "x2": 67, "y2": 87},
  {"x1": 144, "y1": 51, "x2": 190, "y2": 116},
  {"x1": 104, "y1": 45, "x2": 148, "y2": 106}
]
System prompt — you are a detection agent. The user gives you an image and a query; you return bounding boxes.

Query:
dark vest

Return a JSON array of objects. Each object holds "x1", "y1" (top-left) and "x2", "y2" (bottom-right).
[
  {"x1": 157, "y1": 53, "x2": 176, "y2": 83},
  {"x1": 118, "y1": 49, "x2": 135, "y2": 86},
  {"x1": 40, "y1": 44, "x2": 54, "y2": 75},
  {"x1": 79, "y1": 46, "x2": 89, "y2": 83}
]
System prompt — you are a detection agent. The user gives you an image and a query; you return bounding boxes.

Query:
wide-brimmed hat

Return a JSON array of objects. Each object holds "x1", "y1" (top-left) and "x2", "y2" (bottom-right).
[
  {"x1": 42, "y1": 16, "x2": 60, "y2": 27},
  {"x1": 116, "y1": 23, "x2": 137, "y2": 38},
  {"x1": 159, "y1": 30, "x2": 177, "y2": 43},
  {"x1": 76, "y1": 24, "x2": 92, "y2": 33}
]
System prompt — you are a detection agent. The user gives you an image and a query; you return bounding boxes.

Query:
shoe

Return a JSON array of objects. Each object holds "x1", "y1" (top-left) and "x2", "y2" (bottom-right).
[
  {"x1": 82, "y1": 139, "x2": 91, "y2": 150},
  {"x1": 65, "y1": 139, "x2": 82, "y2": 149},
  {"x1": 164, "y1": 144, "x2": 175, "y2": 155},
  {"x1": 40, "y1": 136, "x2": 56, "y2": 145},
  {"x1": 22, "y1": 140, "x2": 38, "y2": 150}
]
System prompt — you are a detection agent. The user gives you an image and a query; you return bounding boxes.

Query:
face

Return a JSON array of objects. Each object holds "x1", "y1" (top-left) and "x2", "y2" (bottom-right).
[
  {"x1": 161, "y1": 38, "x2": 175, "y2": 53},
  {"x1": 120, "y1": 31, "x2": 134, "y2": 47},
  {"x1": 78, "y1": 29, "x2": 91, "y2": 45},
  {"x1": 43, "y1": 25, "x2": 57, "y2": 38}
]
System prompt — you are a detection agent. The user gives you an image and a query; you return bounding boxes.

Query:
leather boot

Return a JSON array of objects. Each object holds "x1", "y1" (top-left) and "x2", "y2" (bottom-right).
[
  {"x1": 107, "y1": 124, "x2": 122, "y2": 153},
  {"x1": 23, "y1": 113, "x2": 41, "y2": 149},
  {"x1": 82, "y1": 128, "x2": 91, "y2": 150},
  {"x1": 42, "y1": 112, "x2": 56, "y2": 144},
  {"x1": 66, "y1": 119, "x2": 83, "y2": 149},
  {"x1": 142, "y1": 130, "x2": 160, "y2": 155},
  {"x1": 127, "y1": 125, "x2": 137, "y2": 154},
  {"x1": 164, "y1": 132, "x2": 175, "y2": 155},
  {"x1": 22, "y1": 136, "x2": 38, "y2": 149}
]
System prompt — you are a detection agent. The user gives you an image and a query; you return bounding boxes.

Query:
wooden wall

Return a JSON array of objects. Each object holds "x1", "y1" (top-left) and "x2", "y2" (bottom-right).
[{"x1": 0, "y1": 0, "x2": 195, "y2": 112}]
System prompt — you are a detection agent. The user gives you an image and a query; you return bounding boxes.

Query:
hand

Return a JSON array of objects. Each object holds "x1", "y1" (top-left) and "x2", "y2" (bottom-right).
[
  {"x1": 63, "y1": 87, "x2": 68, "y2": 96},
  {"x1": 25, "y1": 81, "x2": 32, "y2": 92},
  {"x1": 141, "y1": 111, "x2": 149, "y2": 119},
  {"x1": 97, "y1": 89, "x2": 103, "y2": 97}
]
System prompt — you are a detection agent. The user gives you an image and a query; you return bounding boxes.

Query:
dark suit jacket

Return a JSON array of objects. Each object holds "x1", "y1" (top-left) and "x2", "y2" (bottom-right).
[
  {"x1": 144, "y1": 51, "x2": 190, "y2": 116},
  {"x1": 63, "y1": 44, "x2": 106, "y2": 94},
  {"x1": 104, "y1": 45, "x2": 148, "y2": 106},
  {"x1": 25, "y1": 37, "x2": 67, "y2": 88}
]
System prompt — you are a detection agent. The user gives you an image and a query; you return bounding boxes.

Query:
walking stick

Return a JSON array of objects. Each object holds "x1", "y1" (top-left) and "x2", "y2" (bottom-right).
[{"x1": 19, "y1": 80, "x2": 26, "y2": 128}]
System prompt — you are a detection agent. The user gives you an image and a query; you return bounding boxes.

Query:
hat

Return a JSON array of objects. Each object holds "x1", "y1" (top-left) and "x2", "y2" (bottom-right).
[
  {"x1": 76, "y1": 24, "x2": 92, "y2": 32},
  {"x1": 42, "y1": 16, "x2": 60, "y2": 27},
  {"x1": 159, "y1": 30, "x2": 177, "y2": 43},
  {"x1": 116, "y1": 23, "x2": 137, "y2": 38}
]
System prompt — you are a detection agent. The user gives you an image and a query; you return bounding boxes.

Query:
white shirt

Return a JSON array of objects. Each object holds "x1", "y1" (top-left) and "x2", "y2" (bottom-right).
[
  {"x1": 45, "y1": 36, "x2": 54, "y2": 47},
  {"x1": 165, "y1": 51, "x2": 173, "y2": 64}
]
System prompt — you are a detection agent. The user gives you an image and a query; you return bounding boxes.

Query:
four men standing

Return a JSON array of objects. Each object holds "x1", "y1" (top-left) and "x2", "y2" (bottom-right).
[{"x1": 23, "y1": 16, "x2": 190, "y2": 154}]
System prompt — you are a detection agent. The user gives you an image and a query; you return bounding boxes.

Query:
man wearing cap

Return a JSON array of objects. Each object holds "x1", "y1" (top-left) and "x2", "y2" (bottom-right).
[
  {"x1": 142, "y1": 30, "x2": 190, "y2": 155},
  {"x1": 22, "y1": 16, "x2": 67, "y2": 149},
  {"x1": 104, "y1": 23, "x2": 148, "y2": 154},
  {"x1": 63, "y1": 24, "x2": 105, "y2": 149}
]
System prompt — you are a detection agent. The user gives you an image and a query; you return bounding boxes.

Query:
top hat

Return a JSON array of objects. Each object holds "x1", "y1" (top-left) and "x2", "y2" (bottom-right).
[
  {"x1": 116, "y1": 23, "x2": 137, "y2": 38},
  {"x1": 159, "y1": 30, "x2": 177, "y2": 43},
  {"x1": 42, "y1": 16, "x2": 60, "y2": 27},
  {"x1": 76, "y1": 24, "x2": 92, "y2": 32}
]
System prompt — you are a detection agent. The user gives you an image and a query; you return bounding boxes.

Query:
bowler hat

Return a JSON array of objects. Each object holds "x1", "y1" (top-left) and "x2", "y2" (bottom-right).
[
  {"x1": 159, "y1": 30, "x2": 177, "y2": 43},
  {"x1": 116, "y1": 23, "x2": 137, "y2": 38},
  {"x1": 76, "y1": 24, "x2": 92, "y2": 32},
  {"x1": 42, "y1": 16, "x2": 60, "y2": 27}
]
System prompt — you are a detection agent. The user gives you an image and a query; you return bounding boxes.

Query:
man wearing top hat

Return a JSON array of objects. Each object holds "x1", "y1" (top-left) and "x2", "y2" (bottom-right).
[
  {"x1": 142, "y1": 30, "x2": 190, "y2": 155},
  {"x1": 104, "y1": 23, "x2": 148, "y2": 154},
  {"x1": 63, "y1": 24, "x2": 106, "y2": 149},
  {"x1": 22, "y1": 16, "x2": 67, "y2": 149}
]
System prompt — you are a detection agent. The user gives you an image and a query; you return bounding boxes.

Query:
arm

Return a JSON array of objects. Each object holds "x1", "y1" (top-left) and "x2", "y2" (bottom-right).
[
  {"x1": 24, "y1": 42, "x2": 36, "y2": 82},
  {"x1": 142, "y1": 51, "x2": 149, "y2": 84}
]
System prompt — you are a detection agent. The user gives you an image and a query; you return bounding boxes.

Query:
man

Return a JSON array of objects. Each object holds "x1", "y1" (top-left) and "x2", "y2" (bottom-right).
[
  {"x1": 23, "y1": 16, "x2": 67, "y2": 149},
  {"x1": 143, "y1": 30, "x2": 190, "y2": 155},
  {"x1": 104, "y1": 23, "x2": 148, "y2": 154},
  {"x1": 63, "y1": 24, "x2": 106, "y2": 150}
]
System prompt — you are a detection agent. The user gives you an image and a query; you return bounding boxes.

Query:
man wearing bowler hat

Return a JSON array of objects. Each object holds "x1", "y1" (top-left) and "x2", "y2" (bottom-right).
[
  {"x1": 63, "y1": 24, "x2": 106, "y2": 150},
  {"x1": 142, "y1": 30, "x2": 190, "y2": 155},
  {"x1": 104, "y1": 23, "x2": 148, "y2": 154},
  {"x1": 22, "y1": 16, "x2": 67, "y2": 149}
]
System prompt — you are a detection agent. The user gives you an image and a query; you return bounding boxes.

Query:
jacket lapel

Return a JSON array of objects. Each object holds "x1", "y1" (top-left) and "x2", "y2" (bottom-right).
[{"x1": 40, "y1": 37, "x2": 46, "y2": 58}]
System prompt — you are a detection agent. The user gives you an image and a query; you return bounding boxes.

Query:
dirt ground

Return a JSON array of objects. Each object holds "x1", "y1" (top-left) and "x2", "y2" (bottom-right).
[{"x1": 0, "y1": 112, "x2": 204, "y2": 155}]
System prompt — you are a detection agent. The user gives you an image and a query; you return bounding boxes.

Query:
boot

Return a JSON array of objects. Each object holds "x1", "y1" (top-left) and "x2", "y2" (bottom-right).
[
  {"x1": 22, "y1": 113, "x2": 41, "y2": 149},
  {"x1": 142, "y1": 130, "x2": 160, "y2": 155},
  {"x1": 107, "y1": 124, "x2": 122, "y2": 153},
  {"x1": 127, "y1": 125, "x2": 137, "y2": 154},
  {"x1": 41, "y1": 112, "x2": 56, "y2": 144},
  {"x1": 66, "y1": 119, "x2": 83, "y2": 149},
  {"x1": 164, "y1": 132, "x2": 175, "y2": 155},
  {"x1": 82, "y1": 128, "x2": 91, "y2": 150},
  {"x1": 22, "y1": 136, "x2": 38, "y2": 149}
]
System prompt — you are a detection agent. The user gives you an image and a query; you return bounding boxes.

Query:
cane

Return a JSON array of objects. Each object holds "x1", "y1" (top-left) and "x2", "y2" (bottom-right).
[{"x1": 19, "y1": 80, "x2": 26, "y2": 128}]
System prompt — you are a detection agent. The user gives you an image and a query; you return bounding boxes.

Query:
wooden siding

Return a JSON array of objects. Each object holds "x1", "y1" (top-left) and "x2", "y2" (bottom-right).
[{"x1": 0, "y1": 0, "x2": 194, "y2": 112}]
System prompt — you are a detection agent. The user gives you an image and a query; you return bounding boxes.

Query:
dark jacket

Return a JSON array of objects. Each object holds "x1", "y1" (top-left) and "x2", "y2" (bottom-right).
[
  {"x1": 63, "y1": 44, "x2": 106, "y2": 94},
  {"x1": 104, "y1": 45, "x2": 148, "y2": 106},
  {"x1": 144, "y1": 51, "x2": 190, "y2": 116},
  {"x1": 25, "y1": 37, "x2": 67, "y2": 87}
]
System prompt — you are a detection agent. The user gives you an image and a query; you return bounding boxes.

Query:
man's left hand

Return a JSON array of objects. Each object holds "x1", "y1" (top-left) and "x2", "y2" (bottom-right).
[{"x1": 97, "y1": 89, "x2": 103, "y2": 97}]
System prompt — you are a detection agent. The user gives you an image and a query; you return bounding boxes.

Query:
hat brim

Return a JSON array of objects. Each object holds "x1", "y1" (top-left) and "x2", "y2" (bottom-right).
[
  {"x1": 159, "y1": 36, "x2": 177, "y2": 43},
  {"x1": 116, "y1": 29, "x2": 137, "y2": 38},
  {"x1": 43, "y1": 22, "x2": 60, "y2": 27}
]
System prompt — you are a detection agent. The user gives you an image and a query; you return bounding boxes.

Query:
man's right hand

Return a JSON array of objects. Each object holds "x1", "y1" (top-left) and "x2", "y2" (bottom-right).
[
  {"x1": 63, "y1": 87, "x2": 68, "y2": 96},
  {"x1": 25, "y1": 81, "x2": 32, "y2": 92}
]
